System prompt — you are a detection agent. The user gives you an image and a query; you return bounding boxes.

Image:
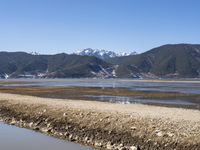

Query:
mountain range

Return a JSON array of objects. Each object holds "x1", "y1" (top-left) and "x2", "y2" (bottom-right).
[
  {"x1": 0, "y1": 44, "x2": 200, "y2": 79},
  {"x1": 74, "y1": 48, "x2": 137, "y2": 60}
]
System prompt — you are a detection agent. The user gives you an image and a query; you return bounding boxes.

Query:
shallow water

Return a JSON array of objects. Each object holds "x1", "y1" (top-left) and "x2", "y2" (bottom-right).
[
  {"x1": 0, "y1": 78, "x2": 200, "y2": 108},
  {"x1": 1, "y1": 78, "x2": 200, "y2": 94},
  {"x1": 0, "y1": 122, "x2": 92, "y2": 150},
  {"x1": 87, "y1": 95, "x2": 197, "y2": 106}
]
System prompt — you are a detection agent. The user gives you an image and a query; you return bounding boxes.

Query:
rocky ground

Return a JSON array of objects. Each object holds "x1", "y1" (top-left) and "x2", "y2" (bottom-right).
[{"x1": 0, "y1": 93, "x2": 200, "y2": 150}]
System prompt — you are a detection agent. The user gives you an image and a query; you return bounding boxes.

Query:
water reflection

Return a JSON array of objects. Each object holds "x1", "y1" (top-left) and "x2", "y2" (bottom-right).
[
  {"x1": 86, "y1": 95, "x2": 197, "y2": 107},
  {"x1": 1, "y1": 78, "x2": 200, "y2": 94}
]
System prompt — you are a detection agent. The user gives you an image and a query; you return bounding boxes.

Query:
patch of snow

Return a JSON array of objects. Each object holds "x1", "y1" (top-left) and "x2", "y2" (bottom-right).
[
  {"x1": 4, "y1": 73, "x2": 9, "y2": 79},
  {"x1": 29, "y1": 52, "x2": 40, "y2": 55},
  {"x1": 90, "y1": 71, "x2": 97, "y2": 75},
  {"x1": 74, "y1": 48, "x2": 137, "y2": 59}
]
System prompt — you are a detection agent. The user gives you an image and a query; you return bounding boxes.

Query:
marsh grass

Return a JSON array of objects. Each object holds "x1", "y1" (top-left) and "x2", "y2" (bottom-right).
[{"x1": 0, "y1": 81, "x2": 33, "y2": 84}]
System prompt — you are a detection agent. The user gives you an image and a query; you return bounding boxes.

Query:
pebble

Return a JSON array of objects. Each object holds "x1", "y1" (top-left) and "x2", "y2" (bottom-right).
[
  {"x1": 156, "y1": 131, "x2": 163, "y2": 137},
  {"x1": 130, "y1": 146, "x2": 137, "y2": 150},
  {"x1": 155, "y1": 130, "x2": 163, "y2": 137},
  {"x1": 167, "y1": 132, "x2": 174, "y2": 137},
  {"x1": 29, "y1": 122, "x2": 34, "y2": 127},
  {"x1": 63, "y1": 112, "x2": 67, "y2": 117},
  {"x1": 94, "y1": 141, "x2": 103, "y2": 147},
  {"x1": 130, "y1": 126, "x2": 137, "y2": 130},
  {"x1": 10, "y1": 118, "x2": 16, "y2": 125},
  {"x1": 106, "y1": 142, "x2": 114, "y2": 149}
]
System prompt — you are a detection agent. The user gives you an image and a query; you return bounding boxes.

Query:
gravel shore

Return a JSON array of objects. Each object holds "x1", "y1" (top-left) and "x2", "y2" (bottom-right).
[{"x1": 0, "y1": 93, "x2": 199, "y2": 150}]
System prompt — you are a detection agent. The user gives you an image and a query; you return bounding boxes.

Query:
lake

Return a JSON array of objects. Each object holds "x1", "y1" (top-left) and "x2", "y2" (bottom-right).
[{"x1": 1, "y1": 78, "x2": 200, "y2": 94}]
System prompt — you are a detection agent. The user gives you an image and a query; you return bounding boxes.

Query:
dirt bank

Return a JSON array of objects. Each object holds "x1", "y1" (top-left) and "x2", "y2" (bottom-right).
[{"x1": 0, "y1": 93, "x2": 199, "y2": 150}]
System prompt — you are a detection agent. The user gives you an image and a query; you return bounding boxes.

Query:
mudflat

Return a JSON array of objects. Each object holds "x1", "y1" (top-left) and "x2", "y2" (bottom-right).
[
  {"x1": 0, "y1": 86, "x2": 200, "y2": 109},
  {"x1": 0, "y1": 92, "x2": 200, "y2": 150}
]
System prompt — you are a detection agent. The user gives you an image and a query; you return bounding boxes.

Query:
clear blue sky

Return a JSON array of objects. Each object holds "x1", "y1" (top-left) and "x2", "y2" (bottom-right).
[{"x1": 0, "y1": 0, "x2": 200, "y2": 54}]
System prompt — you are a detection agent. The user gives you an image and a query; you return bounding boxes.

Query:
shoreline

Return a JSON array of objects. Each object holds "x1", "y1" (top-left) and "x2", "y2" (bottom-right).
[{"x1": 0, "y1": 93, "x2": 200, "y2": 150}]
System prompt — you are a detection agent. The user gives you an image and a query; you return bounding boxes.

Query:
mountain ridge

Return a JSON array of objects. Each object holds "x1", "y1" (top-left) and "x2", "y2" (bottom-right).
[
  {"x1": 0, "y1": 44, "x2": 200, "y2": 79},
  {"x1": 74, "y1": 48, "x2": 137, "y2": 60},
  {"x1": 107, "y1": 44, "x2": 200, "y2": 78}
]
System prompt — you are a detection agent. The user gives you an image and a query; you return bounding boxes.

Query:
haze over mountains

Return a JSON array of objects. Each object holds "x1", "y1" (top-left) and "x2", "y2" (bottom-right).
[{"x1": 0, "y1": 44, "x2": 200, "y2": 79}]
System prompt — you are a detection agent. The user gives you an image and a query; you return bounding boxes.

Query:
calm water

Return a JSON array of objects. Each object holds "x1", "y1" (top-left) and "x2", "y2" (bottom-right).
[
  {"x1": 1, "y1": 78, "x2": 200, "y2": 94},
  {"x1": 0, "y1": 122, "x2": 93, "y2": 150},
  {"x1": 86, "y1": 95, "x2": 197, "y2": 106}
]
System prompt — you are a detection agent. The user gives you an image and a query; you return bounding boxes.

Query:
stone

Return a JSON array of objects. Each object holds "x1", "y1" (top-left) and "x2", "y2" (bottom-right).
[
  {"x1": 130, "y1": 126, "x2": 137, "y2": 130},
  {"x1": 106, "y1": 142, "x2": 113, "y2": 149},
  {"x1": 41, "y1": 127, "x2": 52, "y2": 133},
  {"x1": 119, "y1": 147, "x2": 127, "y2": 150},
  {"x1": 47, "y1": 123, "x2": 51, "y2": 128},
  {"x1": 130, "y1": 146, "x2": 137, "y2": 150},
  {"x1": 33, "y1": 126, "x2": 40, "y2": 130},
  {"x1": 63, "y1": 112, "x2": 67, "y2": 117},
  {"x1": 10, "y1": 118, "x2": 16, "y2": 125},
  {"x1": 155, "y1": 130, "x2": 163, "y2": 137},
  {"x1": 156, "y1": 131, "x2": 163, "y2": 137},
  {"x1": 69, "y1": 134, "x2": 74, "y2": 141},
  {"x1": 29, "y1": 122, "x2": 34, "y2": 128},
  {"x1": 167, "y1": 132, "x2": 174, "y2": 137},
  {"x1": 84, "y1": 136, "x2": 89, "y2": 142},
  {"x1": 94, "y1": 141, "x2": 103, "y2": 147},
  {"x1": 64, "y1": 132, "x2": 69, "y2": 136}
]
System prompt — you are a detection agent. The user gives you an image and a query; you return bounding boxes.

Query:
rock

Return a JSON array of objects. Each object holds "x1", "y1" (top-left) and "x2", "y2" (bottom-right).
[
  {"x1": 65, "y1": 125, "x2": 71, "y2": 130},
  {"x1": 47, "y1": 123, "x2": 52, "y2": 128},
  {"x1": 69, "y1": 134, "x2": 74, "y2": 141},
  {"x1": 130, "y1": 146, "x2": 137, "y2": 150},
  {"x1": 167, "y1": 132, "x2": 174, "y2": 137},
  {"x1": 29, "y1": 122, "x2": 34, "y2": 128},
  {"x1": 63, "y1": 112, "x2": 67, "y2": 117},
  {"x1": 74, "y1": 135, "x2": 79, "y2": 141},
  {"x1": 106, "y1": 142, "x2": 113, "y2": 149},
  {"x1": 114, "y1": 143, "x2": 127, "y2": 150},
  {"x1": 155, "y1": 130, "x2": 163, "y2": 137},
  {"x1": 33, "y1": 126, "x2": 40, "y2": 130},
  {"x1": 84, "y1": 136, "x2": 89, "y2": 143},
  {"x1": 41, "y1": 127, "x2": 52, "y2": 133},
  {"x1": 156, "y1": 131, "x2": 163, "y2": 137},
  {"x1": 119, "y1": 147, "x2": 127, "y2": 150},
  {"x1": 130, "y1": 126, "x2": 137, "y2": 130},
  {"x1": 94, "y1": 141, "x2": 103, "y2": 147},
  {"x1": 10, "y1": 118, "x2": 16, "y2": 125},
  {"x1": 64, "y1": 132, "x2": 69, "y2": 137}
]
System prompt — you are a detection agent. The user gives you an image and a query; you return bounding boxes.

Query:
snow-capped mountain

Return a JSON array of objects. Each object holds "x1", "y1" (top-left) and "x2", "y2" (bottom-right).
[{"x1": 74, "y1": 48, "x2": 137, "y2": 60}]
